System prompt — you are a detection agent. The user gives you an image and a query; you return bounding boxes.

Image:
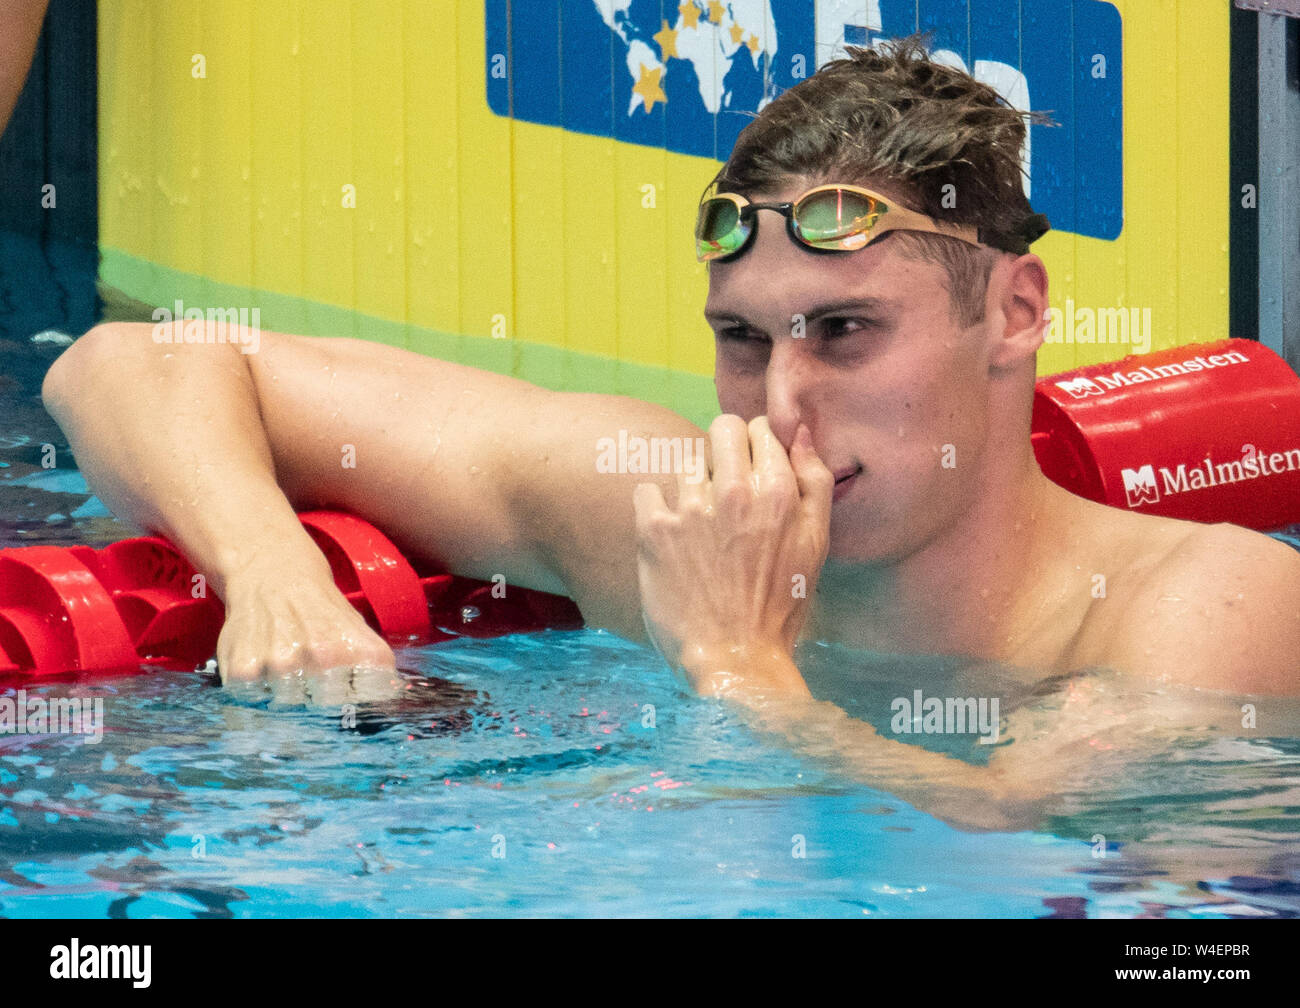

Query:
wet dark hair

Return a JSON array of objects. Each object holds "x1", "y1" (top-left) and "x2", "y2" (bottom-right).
[{"x1": 708, "y1": 33, "x2": 1053, "y2": 327}]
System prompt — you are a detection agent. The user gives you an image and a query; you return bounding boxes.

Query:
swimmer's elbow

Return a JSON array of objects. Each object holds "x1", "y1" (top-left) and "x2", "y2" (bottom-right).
[
  {"x1": 40, "y1": 326, "x2": 96, "y2": 417},
  {"x1": 43, "y1": 322, "x2": 216, "y2": 420},
  {"x1": 43, "y1": 324, "x2": 142, "y2": 425}
]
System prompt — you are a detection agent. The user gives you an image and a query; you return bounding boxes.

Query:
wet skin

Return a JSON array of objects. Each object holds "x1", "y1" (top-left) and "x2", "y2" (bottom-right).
[
  {"x1": 689, "y1": 179, "x2": 1300, "y2": 692},
  {"x1": 40, "y1": 181, "x2": 1300, "y2": 829}
]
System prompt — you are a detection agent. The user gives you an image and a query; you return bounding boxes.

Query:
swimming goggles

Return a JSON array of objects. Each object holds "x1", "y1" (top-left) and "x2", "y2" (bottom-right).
[{"x1": 695, "y1": 183, "x2": 1048, "y2": 261}]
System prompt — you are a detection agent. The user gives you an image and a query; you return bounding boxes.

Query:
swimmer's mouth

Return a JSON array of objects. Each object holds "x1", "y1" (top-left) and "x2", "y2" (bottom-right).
[{"x1": 832, "y1": 465, "x2": 862, "y2": 502}]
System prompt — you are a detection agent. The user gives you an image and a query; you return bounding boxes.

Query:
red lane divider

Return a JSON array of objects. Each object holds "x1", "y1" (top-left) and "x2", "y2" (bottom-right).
[{"x1": 0, "y1": 510, "x2": 582, "y2": 682}]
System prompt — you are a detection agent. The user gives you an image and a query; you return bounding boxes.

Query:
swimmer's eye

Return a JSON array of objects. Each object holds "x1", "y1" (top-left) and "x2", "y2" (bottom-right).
[
  {"x1": 714, "y1": 318, "x2": 877, "y2": 345},
  {"x1": 716, "y1": 325, "x2": 768, "y2": 345},
  {"x1": 818, "y1": 316, "x2": 873, "y2": 339}
]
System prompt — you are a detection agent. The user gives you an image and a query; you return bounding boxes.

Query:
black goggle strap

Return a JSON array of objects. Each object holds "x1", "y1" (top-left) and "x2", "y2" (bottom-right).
[{"x1": 977, "y1": 213, "x2": 1052, "y2": 255}]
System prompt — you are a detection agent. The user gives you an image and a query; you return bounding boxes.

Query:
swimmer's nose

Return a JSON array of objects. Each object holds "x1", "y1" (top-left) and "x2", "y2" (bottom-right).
[{"x1": 763, "y1": 344, "x2": 813, "y2": 451}]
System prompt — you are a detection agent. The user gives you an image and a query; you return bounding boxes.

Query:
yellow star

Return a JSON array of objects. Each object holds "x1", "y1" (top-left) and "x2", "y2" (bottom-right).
[
  {"x1": 707, "y1": 0, "x2": 725, "y2": 25},
  {"x1": 654, "y1": 20, "x2": 679, "y2": 60},
  {"x1": 729, "y1": 22, "x2": 745, "y2": 45},
  {"x1": 746, "y1": 33, "x2": 759, "y2": 53},
  {"x1": 679, "y1": 2, "x2": 701, "y2": 29},
  {"x1": 633, "y1": 64, "x2": 667, "y2": 114}
]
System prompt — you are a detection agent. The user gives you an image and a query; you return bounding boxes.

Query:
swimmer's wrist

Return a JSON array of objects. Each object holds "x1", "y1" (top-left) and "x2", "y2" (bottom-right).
[
  {"x1": 680, "y1": 640, "x2": 812, "y2": 700},
  {"x1": 214, "y1": 529, "x2": 335, "y2": 600}
]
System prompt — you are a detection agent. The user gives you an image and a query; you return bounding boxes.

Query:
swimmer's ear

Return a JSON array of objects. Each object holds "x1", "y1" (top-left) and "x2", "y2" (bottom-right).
[{"x1": 986, "y1": 253, "x2": 1049, "y2": 371}]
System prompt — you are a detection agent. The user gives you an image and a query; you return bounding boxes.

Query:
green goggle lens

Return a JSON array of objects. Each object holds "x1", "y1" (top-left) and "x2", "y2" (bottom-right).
[
  {"x1": 696, "y1": 187, "x2": 888, "y2": 261},
  {"x1": 792, "y1": 189, "x2": 882, "y2": 249},
  {"x1": 696, "y1": 198, "x2": 750, "y2": 258}
]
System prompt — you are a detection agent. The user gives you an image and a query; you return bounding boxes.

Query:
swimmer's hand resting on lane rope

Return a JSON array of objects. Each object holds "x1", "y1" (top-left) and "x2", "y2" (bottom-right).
[
  {"x1": 633, "y1": 415, "x2": 833, "y2": 700},
  {"x1": 214, "y1": 555, "x2": 402, "y2": 706}
]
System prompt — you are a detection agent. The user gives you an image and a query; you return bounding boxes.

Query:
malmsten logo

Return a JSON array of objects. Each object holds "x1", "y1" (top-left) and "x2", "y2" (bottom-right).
[
  {"x1": 1056, "y1": 349, "x2": 1250, "y2": 399},
  {"x1": 1120, "y1": 446, "x2": 1300, "y2": 507}
]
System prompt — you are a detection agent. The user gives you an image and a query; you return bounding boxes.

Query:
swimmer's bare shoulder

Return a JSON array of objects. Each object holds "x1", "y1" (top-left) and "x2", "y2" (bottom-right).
[{"x1": 1067, "y1": 514, "x2": 1300, "y2": 693}]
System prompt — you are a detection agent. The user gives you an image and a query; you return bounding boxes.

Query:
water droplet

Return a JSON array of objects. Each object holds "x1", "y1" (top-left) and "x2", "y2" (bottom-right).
[{"x1": 461, "y1": 606, "x2": 481, "y2": 623}]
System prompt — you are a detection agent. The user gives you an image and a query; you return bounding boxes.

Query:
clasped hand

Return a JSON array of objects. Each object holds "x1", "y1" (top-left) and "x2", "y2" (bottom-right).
[{"x1": 633, "y1": 416, "x2": 833, "y2": 697}]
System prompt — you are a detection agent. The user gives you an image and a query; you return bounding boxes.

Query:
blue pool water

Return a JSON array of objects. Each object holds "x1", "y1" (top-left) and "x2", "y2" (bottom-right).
[
  {"x1": 1, "y1": 624, "x2": 1295, "y2": 919},
  {"x1": 2, "y1": 350, "x2": 1299, "y2": 918}
]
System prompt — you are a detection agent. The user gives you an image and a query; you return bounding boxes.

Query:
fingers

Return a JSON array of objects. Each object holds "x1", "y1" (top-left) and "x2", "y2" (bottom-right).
[
  {"x1": 789, "y1": 423, "x2": 834, "y2": 523},
  {"x1": 633, "y1": 479, "x2": 669, "y2": 520},
  {"x1": 746, "y1": 416, "x2": 797, "y2": 496},
  {"x1": 215, "y1": 590, "x2": 401, "y2": 708},
  {"x1": 692, "y1": 414, "x2": 829, "y2": 515},
  {"x1": 223, "y1": 657, "x2": 400, "y2": 708},
  {"x1": 633, "y1": 414, "x2": 829, "y2": 682},
  {"x1": 301, "y1": 661, "x2": 400, "y2": 707},
  {"x1": 343, "y1": 662, "x2": 407, "y2": 705},
  {"x1": 708, "y1": 414, "x2": 751, "y2": 497},
  {"x1": 633, "y1": 480, "x2": 670, "y2": 551}
]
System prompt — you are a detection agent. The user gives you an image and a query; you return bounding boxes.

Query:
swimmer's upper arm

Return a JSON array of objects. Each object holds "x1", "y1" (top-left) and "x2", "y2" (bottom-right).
[
  {"x1": 249, "y1": 331, "x2": 699, "y2": 638},
  {"x1": 500, "y1": 390, "x2": 707, "y2": 638},
  {"x1": 1097, "y1": 524, "x2": 1300, "y2": 693}
]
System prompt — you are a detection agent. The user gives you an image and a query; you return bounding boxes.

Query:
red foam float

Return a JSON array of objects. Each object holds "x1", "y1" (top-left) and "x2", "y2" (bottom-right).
[
  {"x1": 0, "y1": 511, "x2": 582, "y2": 682},
  {"x1": 1033, "y1": 338, "x2": 1300, "y2": 531},
  {"x1": 0, "y1": 546, "x2": 139, "y2": 677}
]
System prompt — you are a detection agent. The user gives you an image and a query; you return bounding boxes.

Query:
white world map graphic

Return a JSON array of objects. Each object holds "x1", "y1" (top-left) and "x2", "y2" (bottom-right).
[{"x1": 592, "y1": 0, "x2": 1033, "y2": 196}]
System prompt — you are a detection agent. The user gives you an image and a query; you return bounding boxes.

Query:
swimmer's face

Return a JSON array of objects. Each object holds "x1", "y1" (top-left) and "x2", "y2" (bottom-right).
[{"x1": 705, "y1": 181, "x2": 996, "y2": 563}]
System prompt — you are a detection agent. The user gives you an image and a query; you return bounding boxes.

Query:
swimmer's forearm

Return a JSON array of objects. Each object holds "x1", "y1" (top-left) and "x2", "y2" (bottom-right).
[
  {"x1": 762, "y1": 699, "x2": 1046, "y2": 832},
  {"x1": 41, "y1": 323, "x2": 333, "y2": 598},
  {"x1": 690, "y1": 648, "x2": 1047, "y2": 832}
]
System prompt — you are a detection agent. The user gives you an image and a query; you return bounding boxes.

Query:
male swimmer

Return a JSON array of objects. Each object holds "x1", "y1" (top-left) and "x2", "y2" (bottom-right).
[{"x1": 41, "y1": 38, "x2": 1300, "y2": 829}]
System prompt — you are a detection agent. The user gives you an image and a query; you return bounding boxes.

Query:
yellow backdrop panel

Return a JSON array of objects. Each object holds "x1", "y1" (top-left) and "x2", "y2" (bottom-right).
[{"x1": 96, "y1": 0, "x2": 1232, "y2": 427}]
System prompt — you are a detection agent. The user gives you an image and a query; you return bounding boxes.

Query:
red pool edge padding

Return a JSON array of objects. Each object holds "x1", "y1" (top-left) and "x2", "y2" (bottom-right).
[
  {"x1": 0, "y1": 510, "x2": 583, "y2": 682},
  {"x1": 1032, "y1": 338, "x2": 1300, "y2": 532}
]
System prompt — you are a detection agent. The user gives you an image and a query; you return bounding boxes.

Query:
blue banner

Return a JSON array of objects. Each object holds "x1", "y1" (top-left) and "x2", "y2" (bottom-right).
[{"x1": 487, "y1": 1, "x2": 1122, "y2": 240}]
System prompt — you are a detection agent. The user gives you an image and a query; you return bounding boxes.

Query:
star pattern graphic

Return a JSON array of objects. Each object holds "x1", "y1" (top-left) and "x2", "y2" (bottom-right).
[
  {"x1": 653, "y1": 19, "x2": 679, "y2": 60},
  {"x1": 628, "y1": 1, "x2": 772, "y2": 116},
  {"x1": 632, "y1": 63, "x2": 667, "y2": 114}
]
